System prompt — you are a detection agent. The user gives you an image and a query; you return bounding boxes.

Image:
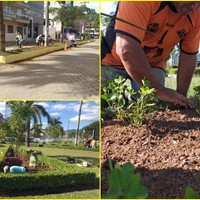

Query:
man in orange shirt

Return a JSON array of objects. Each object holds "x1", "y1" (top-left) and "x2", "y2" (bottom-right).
[{"x1": 102, "y1": 2, "x2": 200, "y2": 108}]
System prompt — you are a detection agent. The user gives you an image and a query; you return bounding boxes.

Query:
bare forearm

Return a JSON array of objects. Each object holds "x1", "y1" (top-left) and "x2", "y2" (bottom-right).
[
  {"x1": 116, "y1": 33, "x2": 164, "y2": 91},
  {"x1": 177, "y1": 52, "x2": 196, "y2": 96}
]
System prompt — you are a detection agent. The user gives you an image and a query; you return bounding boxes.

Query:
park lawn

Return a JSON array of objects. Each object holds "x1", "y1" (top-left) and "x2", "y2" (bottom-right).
[
  {"x1": 165, "y1": 76, "x2": 200, "y2": 97},
  {"x1": 0, "y1": 145, "x2": 100, "y2": 198},
  {"x1": 25, "y1": 146, "x2": 99, "y2": 159},
  {"x1": 7, "y1": 188, "x2": 100, "y2": 199}
]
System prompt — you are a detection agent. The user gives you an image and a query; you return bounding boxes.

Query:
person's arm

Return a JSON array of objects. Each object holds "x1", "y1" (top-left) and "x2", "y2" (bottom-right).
[
  {"x1": 177, "y1": 51, "x2": 197, "y2": 96},
  {"x1": 116, "y1": 33, "x2": 195, "y2": 108}
]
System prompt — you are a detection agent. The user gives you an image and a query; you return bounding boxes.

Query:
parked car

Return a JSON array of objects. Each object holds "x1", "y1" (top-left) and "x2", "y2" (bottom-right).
[
  {"x1": 197, "y1": 61, "x2": 200, "y2": 67},
  {"x1": 40, "y1": 35, "x2": 52, "y2": 43},
  {"x1": 5, "y1": 137, "x2": 16, "y2": 142}
]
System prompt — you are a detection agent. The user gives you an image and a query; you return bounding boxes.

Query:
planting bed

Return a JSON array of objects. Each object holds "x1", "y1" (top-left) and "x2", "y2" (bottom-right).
[{"x1": 101, "y1": 108, "x2": 200, "y2": 198}]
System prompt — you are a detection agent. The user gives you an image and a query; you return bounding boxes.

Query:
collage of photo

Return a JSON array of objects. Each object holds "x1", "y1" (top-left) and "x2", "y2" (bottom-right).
[{"x1": 0, "y1": 1, "x2": 200, "y2": 199}]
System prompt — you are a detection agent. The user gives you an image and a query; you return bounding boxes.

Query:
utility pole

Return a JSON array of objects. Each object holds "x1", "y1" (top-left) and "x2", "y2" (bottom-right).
[
  {"x1": 74, "y1": 101, "x2": 83, "y2": 146},
  {"x1": 44, "y1": 1, "x2": 49, "y2": 46}
]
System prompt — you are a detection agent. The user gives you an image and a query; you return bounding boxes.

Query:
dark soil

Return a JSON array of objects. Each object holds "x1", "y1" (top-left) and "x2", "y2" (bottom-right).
[{"x1": 101, "y1": 108, "x2": 200, "y2": 198}]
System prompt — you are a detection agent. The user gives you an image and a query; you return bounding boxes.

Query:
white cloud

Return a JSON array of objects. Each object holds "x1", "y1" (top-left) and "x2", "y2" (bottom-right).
[
  {"x1": 50, "y1": 104, "x2": 68, "y2": 111},
  {"x1": 50, "y1": 112, "x2": 60, "y2": 117},
  {"x1": 70, "y1": 113, "x2": 99, "y2": 123}
]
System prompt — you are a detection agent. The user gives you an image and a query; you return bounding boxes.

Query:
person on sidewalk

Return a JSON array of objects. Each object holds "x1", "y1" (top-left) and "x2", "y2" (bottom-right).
[
  {"x1": 102, "y1": 2, "x2": 200, "y2": 108},
  {"x1": 15, "y1": 32, "x2": 23, "y2": 49},
  {"x1": 36, "y1": 34, "x2": 42, "y2": 46}
]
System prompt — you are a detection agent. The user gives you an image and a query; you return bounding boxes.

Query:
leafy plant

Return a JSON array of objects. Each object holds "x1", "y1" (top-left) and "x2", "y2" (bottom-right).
[
  {"x1": 185, "y1": 186, "x2": 200, "y2": 198},
  {"x1": 104, "y1": 160, "x2": 148, "y2": 199},
  {"x1": 102, "y1": 76, "x2": 156, "y2": 126},
  {"x1": 192, "y1": 85, "x2": 200, "y2": 114}
]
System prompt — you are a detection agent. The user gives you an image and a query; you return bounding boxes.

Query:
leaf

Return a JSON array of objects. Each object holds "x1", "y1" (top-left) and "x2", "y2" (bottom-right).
[
  {"x1": 185, "y1": 186, "x2": 200, "y2": 199},
  {"x1": 108, "y1": 167, "x2": 126, "y2": 193},
  {"x1": 136, "y1": 185, "x2": 148, "y2": 198},
  {"x1": 121, "y1": 162, "x2": 135, "y2": 176}
]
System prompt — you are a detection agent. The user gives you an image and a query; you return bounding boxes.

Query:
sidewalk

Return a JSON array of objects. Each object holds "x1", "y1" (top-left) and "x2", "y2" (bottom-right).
[
  {"x1": 0, "y1": 39, "x2": 99, "y2": 100},
  {"x1": 5, "y1": 40, "x2": 36, "y2": 51}
]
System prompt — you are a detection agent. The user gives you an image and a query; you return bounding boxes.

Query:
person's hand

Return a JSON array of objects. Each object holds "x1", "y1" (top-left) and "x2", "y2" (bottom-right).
[{"x1": 156, "y1": 87, "x2": 196, "y2": 109}]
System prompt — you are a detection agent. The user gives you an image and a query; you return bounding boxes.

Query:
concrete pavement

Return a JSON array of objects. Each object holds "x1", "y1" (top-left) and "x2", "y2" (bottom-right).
[{"x1": 0, "y1": 39, "x2": 99, "y2": 100}]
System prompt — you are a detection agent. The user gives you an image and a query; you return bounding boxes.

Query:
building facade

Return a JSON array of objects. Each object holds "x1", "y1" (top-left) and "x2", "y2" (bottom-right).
[{"x1": 3, "y1": 2, "x2": 44, "y2": 42}]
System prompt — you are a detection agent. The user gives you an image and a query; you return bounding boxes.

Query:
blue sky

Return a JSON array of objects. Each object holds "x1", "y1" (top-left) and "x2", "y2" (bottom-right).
[
  {"x1": 101, "y1": 1, "x2": 117, "y2": 15},
  {"x1": 0, "y1": 101, "x2": 99, "y2": 131},
  {"x1": 74, "y1": 1, "x2": 99, "y2": 13}
]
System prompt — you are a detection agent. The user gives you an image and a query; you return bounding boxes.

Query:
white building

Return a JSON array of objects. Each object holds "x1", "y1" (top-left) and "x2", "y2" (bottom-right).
[{"x1": 3, "y1": 2, "x2": 44, "y2": 42}]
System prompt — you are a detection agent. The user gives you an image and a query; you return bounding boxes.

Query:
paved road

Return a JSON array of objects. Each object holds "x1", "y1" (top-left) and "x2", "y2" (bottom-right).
[{"x1": 0, "y1": 40, "x2": 99, "y2": 100}]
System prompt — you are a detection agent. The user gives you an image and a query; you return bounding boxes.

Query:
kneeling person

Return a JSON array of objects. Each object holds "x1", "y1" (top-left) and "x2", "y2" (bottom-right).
[{"x1": 4, "y1": 165, "x2": 28, "y2": 173}]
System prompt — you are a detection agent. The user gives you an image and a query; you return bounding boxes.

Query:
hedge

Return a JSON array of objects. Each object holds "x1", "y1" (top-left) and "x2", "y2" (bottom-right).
[{"x1": 0, "y1": 154, "x2": 97, "y2": 192}]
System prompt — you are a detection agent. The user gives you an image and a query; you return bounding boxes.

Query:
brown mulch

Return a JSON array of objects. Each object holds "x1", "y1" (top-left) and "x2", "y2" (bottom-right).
[
  {"x1": 101, "y1": 108, "x2": 200, "y2": 198},
  {"x1": 18, "y1": 155, "x2": 49, "y2": 172}
]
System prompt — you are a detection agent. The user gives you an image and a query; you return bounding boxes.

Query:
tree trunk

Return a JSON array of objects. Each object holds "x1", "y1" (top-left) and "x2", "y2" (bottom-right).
[
  {"x1": 74, "y1": 101, "x2": 83, "y2": 146},
  {"x1": 44, "y1": 1, "x2": 49, "y2": 47},
  {"x1": 25, "y1": 118, "x2": 30, "y2": 147},
  {"x1": 60, "y1": 22, "x2": 64, "y2": 43},
  {"x1": 0, "y1": 2, "x2": 5, "y2": 51}
]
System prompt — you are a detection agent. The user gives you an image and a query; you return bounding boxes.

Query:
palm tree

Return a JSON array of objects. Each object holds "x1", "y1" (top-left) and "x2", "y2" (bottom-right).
[
  {"x1": 50, "y1": 117, "x2": 62, "y2": 126},
  {"x1": 9, "y1": 101, "x2": 51, "y2": 147},
  {"x1": 46, "y1": 117, "x2": 64, "y2": 139}
]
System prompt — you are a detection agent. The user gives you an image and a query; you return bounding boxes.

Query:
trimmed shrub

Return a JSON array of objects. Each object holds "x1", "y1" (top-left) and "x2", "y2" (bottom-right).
[{"x1": 0, "y1": 154, "x2": 97, "y2": 192}]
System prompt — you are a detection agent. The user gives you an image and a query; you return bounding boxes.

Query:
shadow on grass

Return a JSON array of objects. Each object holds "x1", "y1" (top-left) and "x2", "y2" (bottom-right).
[
  {"x1": 0, "y1": 184, "x2": 99, "y2": 197},
  {"x1": 49, "y1": 155, "x2": 99, "y2": 165}
]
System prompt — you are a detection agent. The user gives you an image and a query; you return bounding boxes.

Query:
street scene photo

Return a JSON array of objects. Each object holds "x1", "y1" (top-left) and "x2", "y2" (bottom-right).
[{"x1": 0, "y1": 1, "x2": 99, "y2": 100}]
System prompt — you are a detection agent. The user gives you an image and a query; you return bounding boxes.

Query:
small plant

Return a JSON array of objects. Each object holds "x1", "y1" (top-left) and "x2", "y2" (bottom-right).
[
  {"x1": 185, "y1": 186, "x2": 200, "y2": 198},
  {"x1": 192, "y1": 85, "x2": 200, "y2": 114},
  {"x1": 104, "y1": 160, "x2": 148, "y2": 199},
  {"x1": 102, "y1": 76, "x2": 156, "y2": 126}
]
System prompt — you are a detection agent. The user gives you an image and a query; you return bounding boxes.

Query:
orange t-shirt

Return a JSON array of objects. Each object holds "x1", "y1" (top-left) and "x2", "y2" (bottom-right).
[{"x1": 102, "y1": 2, "x2": 200, "y2": 70}]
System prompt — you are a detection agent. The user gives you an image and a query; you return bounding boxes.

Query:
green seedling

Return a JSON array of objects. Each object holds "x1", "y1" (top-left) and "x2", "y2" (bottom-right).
[
  {"x1": 104, "y1": 160, "x2": 148, "y2": 199},
  {"x1": 193, "y1": 85, "x2": 200, "y2": 114},
  {"x1": 185, "y1": 186, "x2": 200, "y2": 199},
  {"x1": 102, "y1": 76, "x2": 156, "y2": 126}
]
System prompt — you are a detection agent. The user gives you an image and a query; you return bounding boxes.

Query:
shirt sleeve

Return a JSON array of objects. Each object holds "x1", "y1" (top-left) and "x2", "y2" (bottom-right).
[
  {"x1": 180, "y1": 26, "x2": 200, "y2": 54},
  {"x1": 115, "y1": 2, "x2": 155, "y2": 43}
]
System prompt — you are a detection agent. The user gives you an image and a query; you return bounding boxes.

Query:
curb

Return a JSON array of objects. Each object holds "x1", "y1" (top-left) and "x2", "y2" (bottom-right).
[{"x1": 0, "y1": 40, "x2": 92, "y2": 64}]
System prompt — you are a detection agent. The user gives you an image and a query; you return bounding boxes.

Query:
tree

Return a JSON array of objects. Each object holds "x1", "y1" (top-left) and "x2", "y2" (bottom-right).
[
  {"x1": 31, "y1": 123, "x2": 43, "y2": 138},
  {"x1": 0, "y1": 2, "x2": 5, "y2": 51},
  {"x1": 74, "y1": 100, "x2": 83, "y2": 146},
  {"x1": 0, "y1": 121, "x2": 11, "y2": 143},
  {"x1": 8, "y1": 101, "x2": 51, "y2": 147},
  {"x1": 46, "y1": 124, "x2": 64, "y2": 139},
  {"x1": 46, "y1": 117, "x2": 64, "y2": 139},
  {"x1": 50, "y1": 5, "x2": 79, "y2": 43}
]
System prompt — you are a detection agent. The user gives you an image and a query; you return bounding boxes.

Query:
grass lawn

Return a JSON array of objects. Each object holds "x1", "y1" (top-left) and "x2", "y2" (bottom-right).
[{"x1": 165, "y1": 76, "x2": 200, "y2": 97}]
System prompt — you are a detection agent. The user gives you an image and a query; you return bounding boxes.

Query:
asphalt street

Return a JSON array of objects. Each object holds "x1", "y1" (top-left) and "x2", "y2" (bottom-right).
[{"x1": 0, "y1": 39, "x2": 99, "y2": 100}]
